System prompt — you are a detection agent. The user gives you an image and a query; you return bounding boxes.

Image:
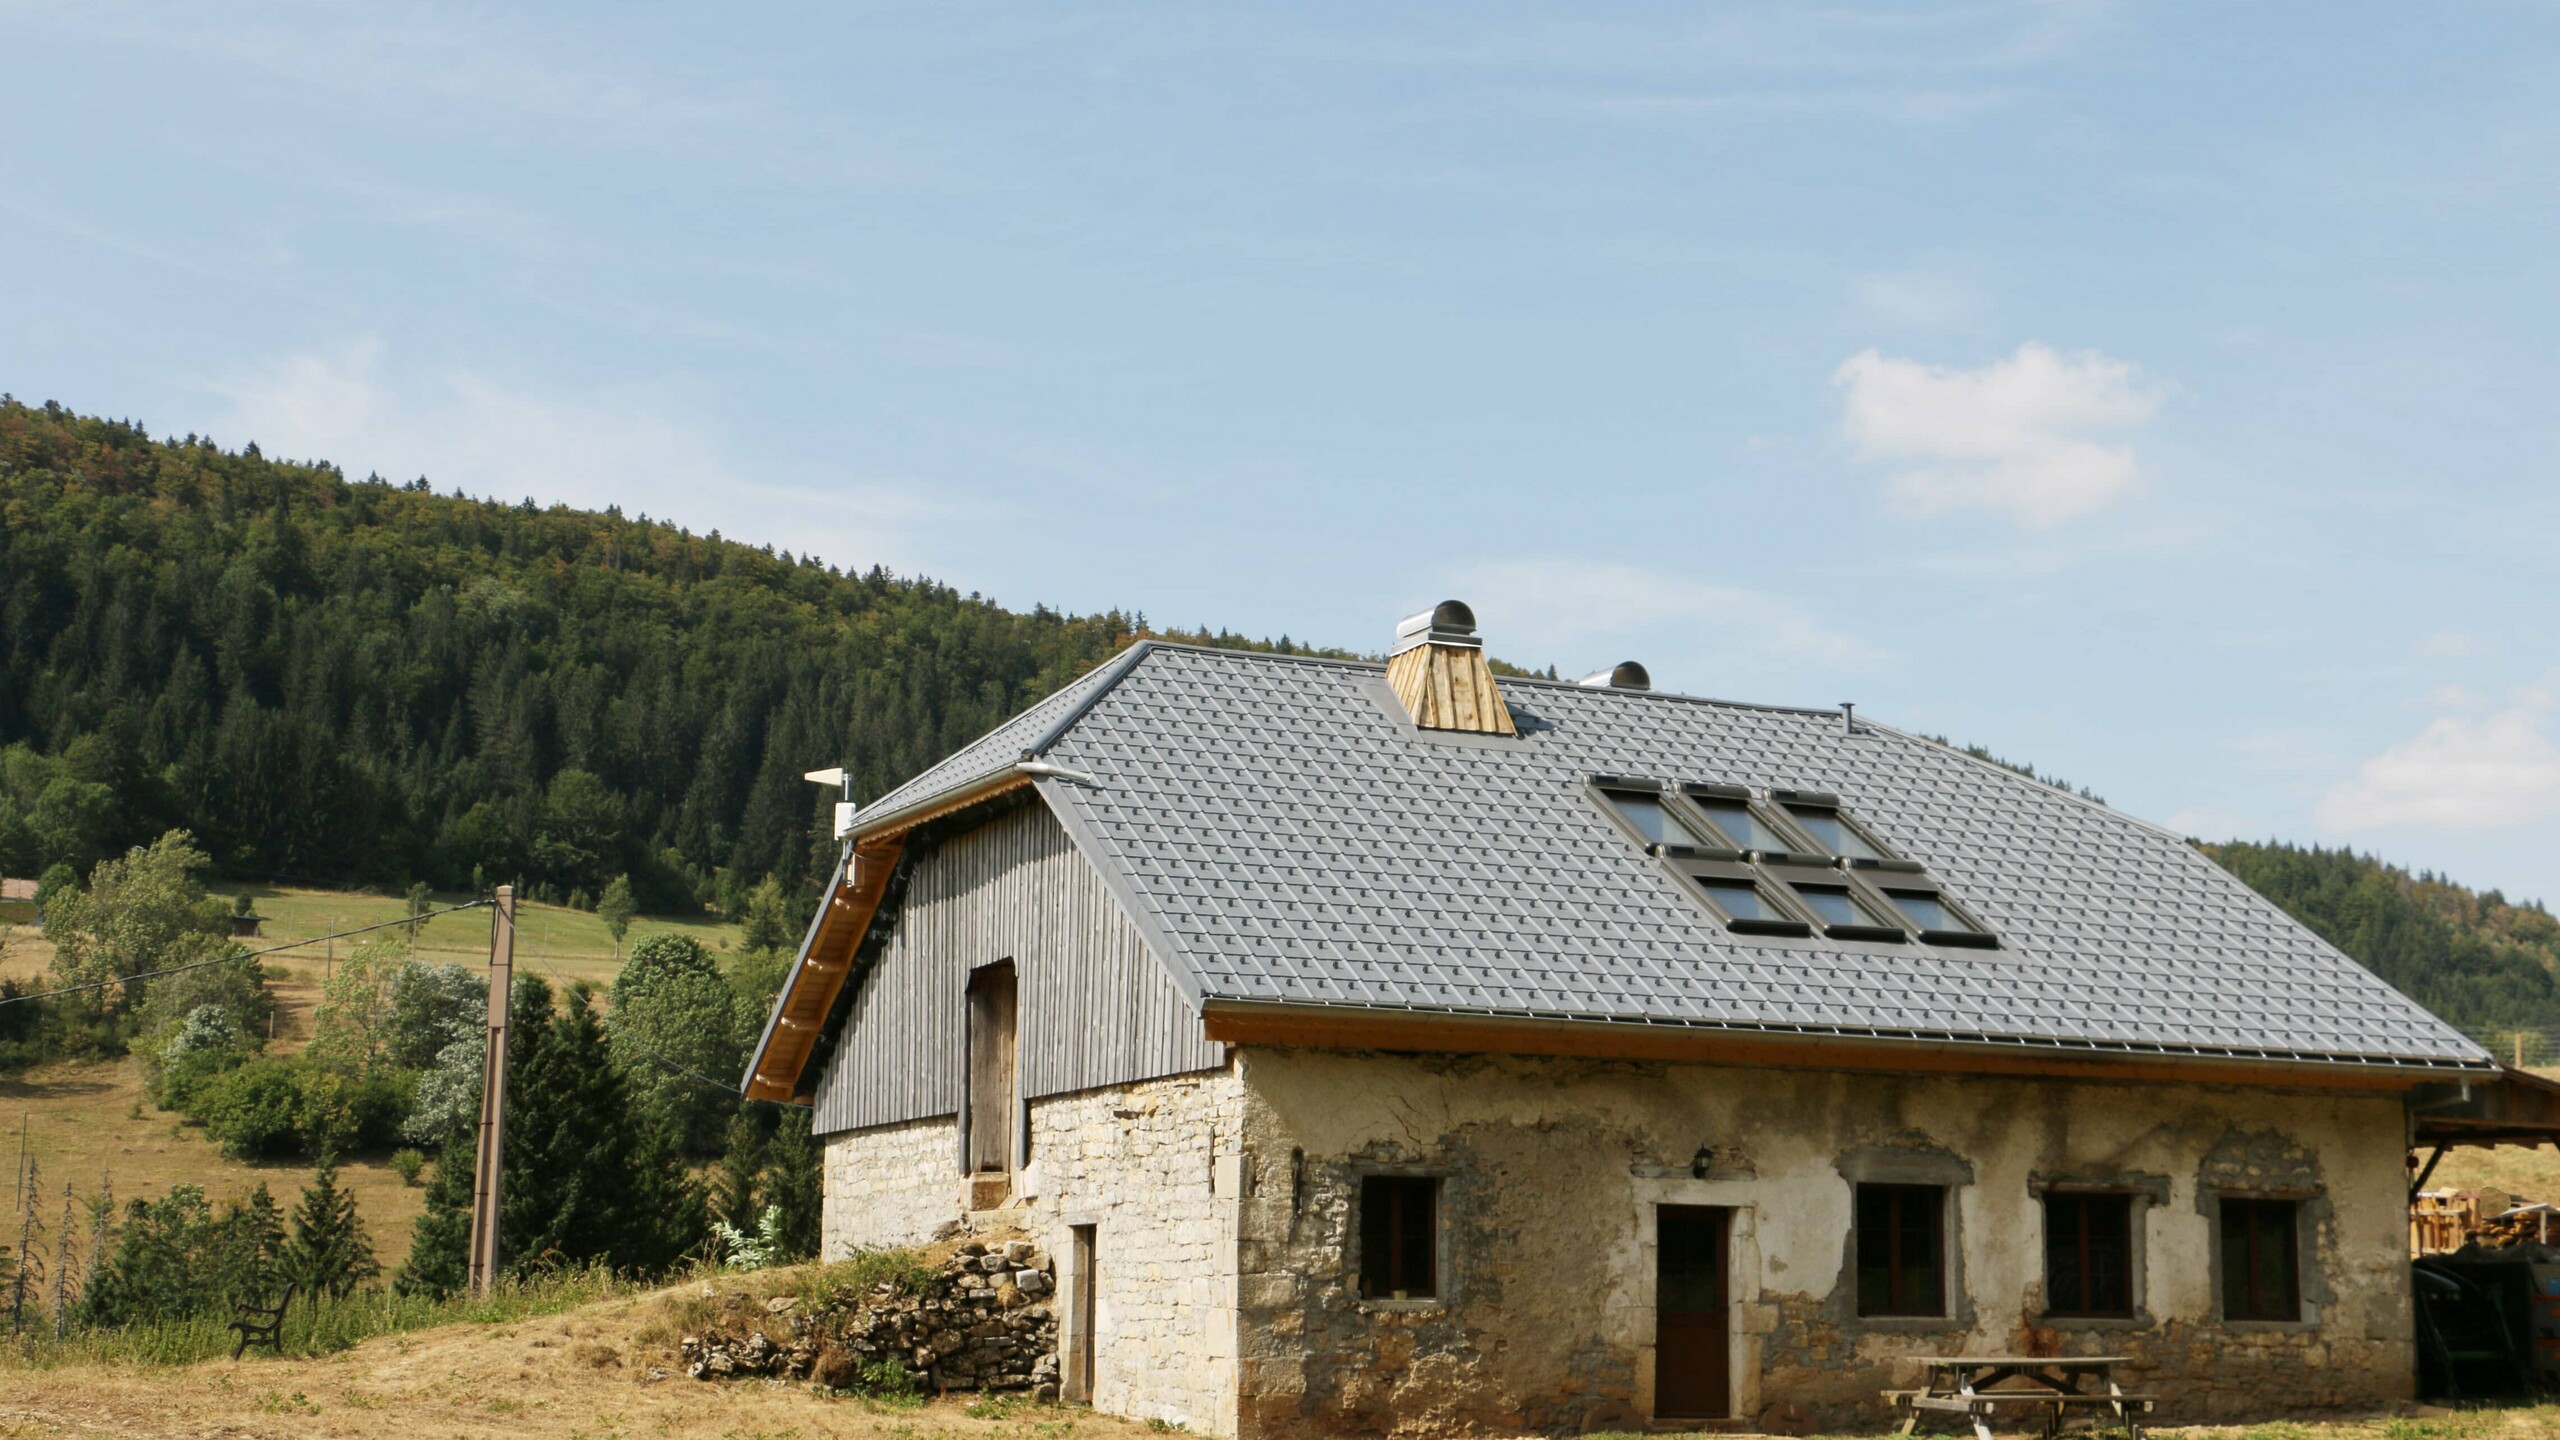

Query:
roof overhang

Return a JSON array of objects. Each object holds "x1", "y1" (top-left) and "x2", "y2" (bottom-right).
[
  {"x1": 2412, "y1": 1065, "x2": 2560, "y2": 1148},
  {"x1": 741, "y1": 762, "x2": 1059, "y2": 1104},
  {"x1": 1200, "y1": 999, "x2": 2496, "y2": 1093}
]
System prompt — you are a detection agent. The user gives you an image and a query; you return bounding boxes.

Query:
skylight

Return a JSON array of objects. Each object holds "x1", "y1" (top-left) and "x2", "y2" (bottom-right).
[
  {"x1": 1603, "y1": 790, "x2": 1711, "y2": 850},
  {"x1": 1690, "y1": 797, "x2": 1800, "y2": 854},
  {"x1": 1782, "y1": 804, "x2": 1885, "y2": 862}
]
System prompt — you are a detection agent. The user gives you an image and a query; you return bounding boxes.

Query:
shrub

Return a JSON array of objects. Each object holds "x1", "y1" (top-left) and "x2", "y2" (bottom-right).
[
  {"x1": 196, "y1": 1057, "x2": 307, "y2": 1160},
  {"x1": 388, "y1": 1149, "x2": 426, "y2": 1186}
]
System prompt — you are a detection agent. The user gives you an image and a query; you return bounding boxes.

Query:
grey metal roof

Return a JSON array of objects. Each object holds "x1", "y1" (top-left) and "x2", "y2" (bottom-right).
[{"x1": 868, "y1": 642, "x2": 2489, "y2": 1068}]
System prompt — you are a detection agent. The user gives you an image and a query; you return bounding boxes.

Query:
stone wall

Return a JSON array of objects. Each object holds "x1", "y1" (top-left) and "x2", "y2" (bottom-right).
[
  {"x1": 822, "y1": 1113, "x2": 959, "y2": 1256},
  {"x1": 1026, "y1": 1070, "x2": 1246, "y2": 1433},
  {"x1": 820, "y1": 1068, "x2": 1248, "y2": 1435},
  {"x1": 1228, "y1": 1048, "x2": 2417, "y2": 1436}
]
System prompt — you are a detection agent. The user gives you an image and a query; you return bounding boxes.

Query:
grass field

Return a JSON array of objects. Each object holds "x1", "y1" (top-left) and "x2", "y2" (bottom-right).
[
  {"x1": 1, "y1": 888, "x2": 746, "y2": 1275},
  {"x1": 2, "y1": 1055, "x2": 433, "y2": 1270}
]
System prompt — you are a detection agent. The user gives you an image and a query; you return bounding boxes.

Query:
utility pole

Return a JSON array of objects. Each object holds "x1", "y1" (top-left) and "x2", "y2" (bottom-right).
[{"x1": 466, "y1": 885, "x2": 516, "y2": 1298}]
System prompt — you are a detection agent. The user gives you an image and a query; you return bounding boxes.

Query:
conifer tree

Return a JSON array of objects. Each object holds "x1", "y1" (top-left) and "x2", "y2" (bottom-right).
[
  {"x1": 283, "y1": 1153, "x2": 378, "y2": 1303},
  {"x1": 394, "y1": 1134, "x2": 474, "y2": 1299}
]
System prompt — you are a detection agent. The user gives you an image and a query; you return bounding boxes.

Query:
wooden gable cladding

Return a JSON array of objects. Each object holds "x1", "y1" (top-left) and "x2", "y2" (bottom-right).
[
  {"x1": 1384, "y1": 642, "x2": 1518, "y2": 736},
  {"x1": 744, "y1": 770, "x2": 1040, "y2": 1104}
]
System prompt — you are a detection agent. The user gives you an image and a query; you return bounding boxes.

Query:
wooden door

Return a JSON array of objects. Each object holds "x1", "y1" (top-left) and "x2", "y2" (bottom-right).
[
  {"x1": 1657, "y1": 1205, "x2": 1731, "y2": 1419},
  {"x1": 1067, "y1": 1223, "x2": 1098, "y2": 1402},
  {"x1": 966, "y1": 963, "x2": 1018, "y2": 1174}
]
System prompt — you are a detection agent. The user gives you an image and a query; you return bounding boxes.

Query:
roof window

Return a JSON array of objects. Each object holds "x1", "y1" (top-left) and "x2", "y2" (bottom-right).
[
  {"x1": 1681, "y1": 784, "x2": 1817, "y2": 859},
  {"x1": 1668, "y1": 859, "x2": 1814, "y2": 938},
  {"x1": 1876, "y1": 883, "x2": 1999, "y2": 949},
  {"x1": 1773, "y1": 792, "x2": 1893, "y2": 864},
  {"x1": 1585, "y1": 775, "x2": 1998, "y2": 949},
  {"x1": 1782, "y1": 879, "x2": 1908, "y2": 943},
  {"x1": 1594, "y1": 781, "x2": 1718, "y2": 854}
]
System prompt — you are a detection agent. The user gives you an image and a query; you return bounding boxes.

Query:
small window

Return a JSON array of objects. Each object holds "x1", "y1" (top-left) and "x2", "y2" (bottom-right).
[
  {"x1": 1855, "y1": 1183, "x2": 1945, "y2": 1317},
  {"x1": 1782, "y1": 804, "x2": 1886, "y2": 861},
  {"x1": 1697, "y1": 878, "x2": 1789, "y2": 923},
  {"x1": 2044, "y1": 1193, "x2": 2134, "y2": 1318},
  {"x1": 1688, "y1": 796, "x2": 1802, "y2": 854},
  {"x1": 1602, "y1": 789, "x2": 1713, "y2": 850},
  {"x1": 1361, "y1": 1176, "x2": 1438, "y2": 1300},
  {"x1": 2220, "y1": 1198, "x2": 2300, "y2": 1321},
  {"x1": 1790, "y1": 882, "x2": 1904, "y2": 938}
]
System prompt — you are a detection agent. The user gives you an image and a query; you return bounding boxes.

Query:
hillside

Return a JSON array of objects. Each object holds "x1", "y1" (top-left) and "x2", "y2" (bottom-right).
[
  {"x1": 0, "y1": 398, "x2": 1345, "y2": 910},
  {"x1": 2201, "y1": 841, "x2": 2560, "y2": 1041}
]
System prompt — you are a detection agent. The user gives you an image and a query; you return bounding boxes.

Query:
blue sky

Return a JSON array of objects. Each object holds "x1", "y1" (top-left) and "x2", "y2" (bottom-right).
[{"x1": 6, "y1": 2, "x2": 2557, "y2": 904}]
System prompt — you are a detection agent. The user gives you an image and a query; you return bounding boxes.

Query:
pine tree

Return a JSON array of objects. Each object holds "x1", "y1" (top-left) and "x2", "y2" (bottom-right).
[
  {"x1": 282, "y1": 1152, "x2": 378, "y2": 1303},
  {"x1": 763, "y1": 1108, "x2": 823, "y2": 1263},
  {"x1": 711, "y1": 1112, "x2": 764, "y2": 1229},
  {"x1": 394, "y1": 1134, "x2": 474, "y2": 1299},
  {"x1": 214, "y1": 1184, "x2": 288, "y2": 1307}
]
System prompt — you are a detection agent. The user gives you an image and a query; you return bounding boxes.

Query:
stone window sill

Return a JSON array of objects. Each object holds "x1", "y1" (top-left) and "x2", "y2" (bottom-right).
[
  {"x1": 2220, "y1": 1317, "x2": 2320, "y2": 1334},
  {"x1": 2040, "y1": 1314, "x2": 2154, "y2": 1332},
  {"x1": 1852, "y1": 1314, "x2": 1967, "y2": 1334},
  {"x1": 1356, "y1": 1297, "x2": 1446, "y2": 1315}
]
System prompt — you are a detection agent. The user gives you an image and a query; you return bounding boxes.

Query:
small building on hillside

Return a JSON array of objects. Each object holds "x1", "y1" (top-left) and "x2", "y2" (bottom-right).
[
  {"x1": 747, "y1": 603, "x2": 2497, "y2": 1436},
  {"x1": 0, "y1": 877, "x2": 37, "y2": 925}
]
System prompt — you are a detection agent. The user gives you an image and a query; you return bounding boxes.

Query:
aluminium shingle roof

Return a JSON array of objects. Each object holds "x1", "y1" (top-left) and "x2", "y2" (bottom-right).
[{"x1": 875, "y1": 642, "x2": 2489, "y2": 1068}]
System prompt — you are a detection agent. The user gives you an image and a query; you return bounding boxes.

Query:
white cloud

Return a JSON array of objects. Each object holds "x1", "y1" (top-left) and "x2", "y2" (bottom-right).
[
  {"x1": 1832, "y1": 341, "x2": 2164, "y2": 526},
  {"x1": 206, "y1": 339, "x2": 945, "y2": 570},
  {"x1": 1436, "y1": 558, "x2": 1877, "y2": 694},
  {"x1": 2314, "y1": 710, "x2": 2560, "y2": 831}
]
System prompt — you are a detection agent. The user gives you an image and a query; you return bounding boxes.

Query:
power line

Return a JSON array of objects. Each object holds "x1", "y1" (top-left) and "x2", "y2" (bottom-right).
[{"x1": 0, "y1": 900, "x2": 491, "y2": 1007}]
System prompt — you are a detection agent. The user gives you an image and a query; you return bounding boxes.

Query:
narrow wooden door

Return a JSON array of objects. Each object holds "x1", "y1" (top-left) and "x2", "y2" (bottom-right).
[
  {"x1": 966, "y1": 963, "x2": 1018, "y2": 1174},
  {"x1": 1657, "y1": 1205, "x2": 1731, "y2": 1419},
  {"x1": 1067, "y1": 1223, "x2": 1098, "y2": 1403}
]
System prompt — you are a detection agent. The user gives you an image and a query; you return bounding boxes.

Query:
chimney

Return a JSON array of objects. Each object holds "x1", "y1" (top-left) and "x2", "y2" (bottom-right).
[
  {"x1": 1385, "y1": 600, "x2": 1517, "y2": 735},
  {"x1": 1576, "y1": 661, "x2": 1651, "y2": 691}
]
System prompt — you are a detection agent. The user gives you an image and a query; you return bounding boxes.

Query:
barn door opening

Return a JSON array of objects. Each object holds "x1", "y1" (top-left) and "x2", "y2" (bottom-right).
[
  {"x1": 966, "y1": 962, "x2": 1018, "y2": 1175},
  {"x1": 1656, "y1": 1204, "x2": 1732, "y2": 1419}
]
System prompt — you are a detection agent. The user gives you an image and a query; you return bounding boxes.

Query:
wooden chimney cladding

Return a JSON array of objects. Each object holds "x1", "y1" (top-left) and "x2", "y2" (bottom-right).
[{"x1": 1384, "y1": 599, "x2": 1518, "y2": 736}]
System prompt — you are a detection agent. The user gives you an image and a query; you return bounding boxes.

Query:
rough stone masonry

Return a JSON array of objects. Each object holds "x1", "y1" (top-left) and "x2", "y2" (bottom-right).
[{"x1": 681, "y1": 1238, "x2": 1060, "y2": 1397}]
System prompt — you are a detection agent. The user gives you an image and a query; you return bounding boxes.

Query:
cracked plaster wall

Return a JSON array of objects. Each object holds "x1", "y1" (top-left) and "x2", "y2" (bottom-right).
[{"x1": 1229, "y1": 1048, "x2": 2416, "y2": 1435}]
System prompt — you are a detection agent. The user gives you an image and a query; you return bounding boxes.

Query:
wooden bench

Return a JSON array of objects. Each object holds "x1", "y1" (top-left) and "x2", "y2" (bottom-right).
[{"x1": 228, "y1": 1282, "x2": 297, "y2": 1360}]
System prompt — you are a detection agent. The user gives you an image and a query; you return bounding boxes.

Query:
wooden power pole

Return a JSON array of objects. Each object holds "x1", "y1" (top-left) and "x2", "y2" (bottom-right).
[{"x1": 467, "y1": 885, "x2": 516, "y2": 1297}]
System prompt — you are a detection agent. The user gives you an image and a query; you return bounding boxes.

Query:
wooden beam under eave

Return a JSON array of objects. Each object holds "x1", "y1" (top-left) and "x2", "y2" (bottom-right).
[{"x1": 1199, "y1": 1004, "x2": 2454, "y2": 1094}]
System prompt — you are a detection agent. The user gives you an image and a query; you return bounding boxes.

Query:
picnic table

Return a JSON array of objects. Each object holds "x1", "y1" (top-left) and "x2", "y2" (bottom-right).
[{"x1": 1887, "y1": 1355, "x2": 2152, "y2": 1440}]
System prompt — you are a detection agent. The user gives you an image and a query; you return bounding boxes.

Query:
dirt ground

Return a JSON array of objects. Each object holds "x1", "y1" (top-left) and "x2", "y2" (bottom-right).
[{"x1": 0, "y1": 1283, "x2": 1158, "y2": 1440}]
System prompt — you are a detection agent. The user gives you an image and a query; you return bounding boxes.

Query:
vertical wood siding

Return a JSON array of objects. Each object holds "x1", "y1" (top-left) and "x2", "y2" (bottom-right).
[{"x1": 813, "y1": 802, "x2": 1224, "y2": 1135}]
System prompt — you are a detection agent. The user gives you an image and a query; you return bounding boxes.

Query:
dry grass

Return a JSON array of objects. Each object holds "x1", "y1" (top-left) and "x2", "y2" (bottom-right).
[
  {"x1": 0, "y1": 1269, "x2": 1157, "y2": 1440},
  {"x1": 0, "y1": 1056, "x2": 432, "y2": 1267}
]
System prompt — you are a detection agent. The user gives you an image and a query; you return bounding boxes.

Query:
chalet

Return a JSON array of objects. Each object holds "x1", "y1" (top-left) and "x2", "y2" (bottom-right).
[{"x1": 746, "y1": 602, "x2": 2501, "y2": 1436}]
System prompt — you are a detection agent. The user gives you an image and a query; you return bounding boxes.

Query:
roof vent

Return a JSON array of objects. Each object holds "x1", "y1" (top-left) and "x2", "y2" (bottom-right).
[
  {"x1": 1577, "y1": 661, "x2": 1651, "y2": 691},
  {"x1": 1392, "y1": 599, "x2": 1480, "y2": 655},
  {"x1": 1385, "y1": 600, "x2": 1517, "y2": 735}
]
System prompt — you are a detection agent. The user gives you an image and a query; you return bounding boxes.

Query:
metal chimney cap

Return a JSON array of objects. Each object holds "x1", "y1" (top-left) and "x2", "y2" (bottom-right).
[
  {"x1": 1393, "y1": 599, "x2": 1481, "y2": 655},
  {"x1": 1577, "y1": 661, "x2": 1651, "y2": 692}
]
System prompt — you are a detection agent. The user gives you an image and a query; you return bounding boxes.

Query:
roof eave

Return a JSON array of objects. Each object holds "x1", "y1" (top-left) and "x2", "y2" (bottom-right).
[{"x1": 1199, "y1": 998, "x2": 2495, "y2": 1091}]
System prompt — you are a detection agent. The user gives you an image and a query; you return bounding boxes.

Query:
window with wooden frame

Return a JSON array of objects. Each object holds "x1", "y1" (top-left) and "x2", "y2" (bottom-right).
[
  {"x1": 1360, "y1": 1176, "x2": 1439, "y2": 1300},
  {"x1": 2043, "y1": 1192, "x2": 2135, "y2": 1318},
  {"x1": 2219, "y1": 1198, "x2": 2301, "y2": 1322},
  {"x1": 1855, "y1": 1183, "x2": 1946, "y2": 1317}
]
